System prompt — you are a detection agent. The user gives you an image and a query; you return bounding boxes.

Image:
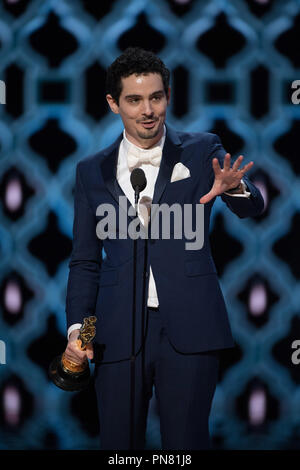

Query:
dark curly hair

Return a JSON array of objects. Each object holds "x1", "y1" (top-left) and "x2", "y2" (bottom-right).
[{"x1": 106, "y1": 47, "x2": 170, "y2": 105}]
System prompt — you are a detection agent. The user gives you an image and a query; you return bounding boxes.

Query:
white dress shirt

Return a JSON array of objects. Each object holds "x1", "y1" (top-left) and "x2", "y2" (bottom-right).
[
  {"x1": 117, "y1": 127, "x2": 166, "y2": 308},
  {"x1": 67, "y1": 129, "x2": 250, "y2": 338}
]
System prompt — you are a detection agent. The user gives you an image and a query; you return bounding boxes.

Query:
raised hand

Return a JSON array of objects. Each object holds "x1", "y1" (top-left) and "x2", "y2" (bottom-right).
[{"x1": 199, "y1": 153, "x2": 254, "y2": 204}]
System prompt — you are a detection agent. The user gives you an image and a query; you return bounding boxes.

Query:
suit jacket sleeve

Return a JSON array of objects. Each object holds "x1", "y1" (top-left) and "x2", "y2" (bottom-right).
[
  {"x1": 65, "y1": 162, "x2": 102, "y2": 330},
  {"x1": 206, "y1": 134, "x2": 265, "y2": 218}
]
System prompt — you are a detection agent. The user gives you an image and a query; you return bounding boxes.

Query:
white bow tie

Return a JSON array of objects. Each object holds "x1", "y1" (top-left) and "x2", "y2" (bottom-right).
[{"x1": 127, "y1": 146, "x2": 162, "y2": 171}]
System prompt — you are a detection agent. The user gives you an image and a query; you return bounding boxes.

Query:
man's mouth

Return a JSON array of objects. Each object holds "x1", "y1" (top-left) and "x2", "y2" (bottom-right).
[{"x1": 140, "y1": 120, "x2": 157, "y2": 129}]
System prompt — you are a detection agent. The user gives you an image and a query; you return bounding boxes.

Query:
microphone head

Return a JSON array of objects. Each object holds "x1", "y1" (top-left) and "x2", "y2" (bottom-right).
[{"x1": 130, "y1": 168, "x2": 147, "y2": 193}]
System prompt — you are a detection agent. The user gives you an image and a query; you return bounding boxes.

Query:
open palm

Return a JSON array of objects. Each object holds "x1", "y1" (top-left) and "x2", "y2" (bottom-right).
[{"x1": 199, "y1": 153, "x2": 254, "y2": 204}]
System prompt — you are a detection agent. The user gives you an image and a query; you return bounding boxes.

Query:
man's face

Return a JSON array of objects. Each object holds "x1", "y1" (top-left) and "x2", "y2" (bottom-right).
[{"x1": 106, "y1": 73, "x2": 170, "y2": 149}]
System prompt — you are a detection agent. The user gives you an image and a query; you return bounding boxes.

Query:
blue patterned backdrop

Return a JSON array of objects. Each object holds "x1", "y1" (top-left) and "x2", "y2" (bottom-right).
[{"x1": 0, "y1": 0, "x2": 300, "y2": 450}]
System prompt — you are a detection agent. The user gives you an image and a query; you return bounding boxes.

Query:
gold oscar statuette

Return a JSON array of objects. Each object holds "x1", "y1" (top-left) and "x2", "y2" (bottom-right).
[{"x1": 49, "y1": 316, "x2": 97, "y2": 391}]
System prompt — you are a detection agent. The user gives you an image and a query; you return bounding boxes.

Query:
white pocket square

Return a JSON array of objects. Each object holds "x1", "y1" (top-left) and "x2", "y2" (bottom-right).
[{"x1": 170, "y1": 162, "x2": 191, "y2": 183}]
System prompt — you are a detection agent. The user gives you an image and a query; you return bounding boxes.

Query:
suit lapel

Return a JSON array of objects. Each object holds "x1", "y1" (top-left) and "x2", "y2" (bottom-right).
[
  {"x1": 100, "y1": 134, "x2": 136, "y2": 221},
  {"x1": 152, "y1": 126, "x2": 182, "y2": 205},
  {"x1": 100, "y1": 133, "x2": 122, "y2": 203}
]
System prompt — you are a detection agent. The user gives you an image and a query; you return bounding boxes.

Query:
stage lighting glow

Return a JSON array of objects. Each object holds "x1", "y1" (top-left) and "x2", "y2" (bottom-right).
[
  {"x1": 249, "y1": 283, "x2": 267, "y2": 316},
  {"x1": 3, "y1": 385, "x2": 21, "y2": 426},
  {"x1": 5, "y1": 178, "x2": 23, "y2": 212},
  {"x1": 253, "y1": 180, "x2": 268, "y2": 211},
  {"x1": 4, "y1": 281, "x2": 22, "y2": 314},
  {"x1": 174, "y1": 0, "x2": 191, "y2": 4},
  {"x1": 248, "y1": 388, "x2": 266, "y2": 426}
]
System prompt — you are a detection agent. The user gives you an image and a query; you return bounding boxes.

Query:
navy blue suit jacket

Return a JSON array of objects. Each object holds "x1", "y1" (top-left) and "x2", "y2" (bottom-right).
[{"x1": 65, "y1": 126, "x2": 264, "y2": 363}]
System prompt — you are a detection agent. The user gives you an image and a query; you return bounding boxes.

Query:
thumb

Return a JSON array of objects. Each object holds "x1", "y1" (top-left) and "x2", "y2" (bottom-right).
[
  {"x1": 200, "y1": 191, "x2": 215, "y2": 204},
  {"x1": 86, "y1": 343, "x2": 94, "y2": 360}
]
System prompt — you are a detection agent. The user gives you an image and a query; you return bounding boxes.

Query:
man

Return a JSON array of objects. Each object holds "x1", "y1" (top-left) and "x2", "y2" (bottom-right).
[{"x1": 64, "y1": 47, "x2": 264, "y2": 450}]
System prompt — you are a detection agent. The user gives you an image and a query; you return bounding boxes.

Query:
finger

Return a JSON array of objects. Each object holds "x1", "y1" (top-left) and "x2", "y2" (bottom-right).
[
  {"x1": 67, "y1": 343, "x2": 86, "y2": 357},
  {"x1": 223, "y1": 153, "x2": 231, "y2": 171},
  {"x1": 240, "y1": 161, "x2": 254, "y2": 175},
  {"x1": 64, "y1": 350, "x2": 85, "y2": 363},
  {"x1": 68, "y1": 346, "x2": 86, "y2": 359},
  {"x1": 86, "y1": 343, "x2": 94, "y2": 360},
  {"x1": 65, "y1": 352, "x2": 85, "y2": 365},
  {"x1": 200, "y1": 190, "x2": 216, "y2": 204},
  {"x1": 232, "y1": 155, "x2": 243, "y2": 171},
  {"x1": 212, "y1": 158, "x2": 222, "y2": 176}
]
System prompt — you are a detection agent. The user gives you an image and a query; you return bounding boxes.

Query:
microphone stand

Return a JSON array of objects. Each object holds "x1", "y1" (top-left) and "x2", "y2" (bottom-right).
[
  {"x1": 129, "y1": 186, "x2": 141, "y2": 450},
  {"x1": 129, "y1": 169, "x2": 148, "y2": 450}
]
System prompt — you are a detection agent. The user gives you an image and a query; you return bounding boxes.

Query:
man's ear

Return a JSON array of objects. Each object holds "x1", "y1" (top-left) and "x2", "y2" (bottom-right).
[
  {"x1": 167, "y1": 87, "x2": 171, "y2": 105},
  {"x1": 106, "y1": 94, "x2": 119, "y2": 114}
]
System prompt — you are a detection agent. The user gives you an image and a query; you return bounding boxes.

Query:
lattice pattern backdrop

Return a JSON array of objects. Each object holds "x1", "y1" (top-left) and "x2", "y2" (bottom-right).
[{"x1": 0, "y1": 0, "x2": 299, "y2": 450}]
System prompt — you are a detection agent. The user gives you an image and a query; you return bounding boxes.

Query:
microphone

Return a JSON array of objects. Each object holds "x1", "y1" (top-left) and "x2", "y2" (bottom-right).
[{"x1": 130, "y1": 168, "x2": 147, "y2": 205}]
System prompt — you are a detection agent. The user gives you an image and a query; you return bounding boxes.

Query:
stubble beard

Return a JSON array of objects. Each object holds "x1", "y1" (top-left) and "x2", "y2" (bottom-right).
[
  {"x1": 136, "y1": 119, "x2": 165, "y2": 141},
  {"x1": 136, "y1": 127, "x2": 160, "y2": 140}
]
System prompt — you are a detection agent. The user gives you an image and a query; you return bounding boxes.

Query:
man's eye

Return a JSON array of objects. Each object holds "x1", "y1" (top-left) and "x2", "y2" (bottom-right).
[
  {"x1": 129, "y1": 98, "x2": 139, "y2": 103},
  {"x1": 152, "y1": 96, "x2": 161, "y2": 101}
]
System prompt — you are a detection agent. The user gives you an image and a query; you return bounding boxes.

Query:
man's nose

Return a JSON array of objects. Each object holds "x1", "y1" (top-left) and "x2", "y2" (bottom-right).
[{"x1": 141, "y1": 100, "x2": 153, "y2": 116}]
